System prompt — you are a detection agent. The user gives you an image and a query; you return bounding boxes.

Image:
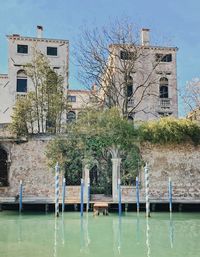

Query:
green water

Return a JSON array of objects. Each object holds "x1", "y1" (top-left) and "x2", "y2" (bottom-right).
[{"x1": 0, "y1": 212, "x2": 199, "y2": 257}]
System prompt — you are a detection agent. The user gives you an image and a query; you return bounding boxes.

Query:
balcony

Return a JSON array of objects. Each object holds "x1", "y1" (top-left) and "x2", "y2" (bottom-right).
[
  {"x1": 127, "y1": 99, "x2": 134, "y2": 107},
  {"x1": 16, "y1": 92, "x2": 27, "y2": 100},
  {"x1": 159, "y1": 98, "x2": 171, "y2": 109}
]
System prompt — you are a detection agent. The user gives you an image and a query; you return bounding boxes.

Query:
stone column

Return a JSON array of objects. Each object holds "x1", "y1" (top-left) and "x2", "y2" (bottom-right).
[
  {"x1": 111, "y1": 158, "x2": 121, "y2": 201},
  {"x1": 83, "y1": 163, "x2": 90, "y2": 202}
]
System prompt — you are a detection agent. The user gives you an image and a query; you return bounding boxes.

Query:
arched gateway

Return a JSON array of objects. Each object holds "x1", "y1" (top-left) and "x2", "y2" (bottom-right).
[{"x1": 0, "y1": 147, "x2": 9, "y2": 187}]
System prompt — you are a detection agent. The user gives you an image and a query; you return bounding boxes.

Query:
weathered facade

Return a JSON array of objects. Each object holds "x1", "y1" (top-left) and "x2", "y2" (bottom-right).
[
  {"x1": 0, "y1": 26, "x2": 69, "y2": 124},
  {"x1": 0, "y1": 134, "x2": 199, "y2": 203},
  {"x1": 101, "y1": 29, "x2": 178, "y2": 121}
]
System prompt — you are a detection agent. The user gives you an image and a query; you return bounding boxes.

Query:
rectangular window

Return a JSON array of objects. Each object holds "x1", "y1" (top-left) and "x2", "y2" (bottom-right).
[
  {"x1": 127, "y1": 85, "x2": 133, "y2": 97},
  {"x1": 156, "y1": 53, "x2": 172, "y2": 62},
  {"x1": 120, "y1": 51, "x2": 136, "y2": 60},
  {"x1": 67, "y1": 95, "x2": 76, "y2": 102},
  {"x1": 47, "y1": 47, "x2": 57, "y2": 56},
  {"x1": 17, "y1": 44, "x2": 28, "y2": 54},
  {"x1": 17, "y1": 78, "x2": 27, "y2": 92}
]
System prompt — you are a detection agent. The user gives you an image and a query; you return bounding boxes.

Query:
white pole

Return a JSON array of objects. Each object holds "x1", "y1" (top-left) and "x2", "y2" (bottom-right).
[
  {"x1": 62, "y1": 177, "x2": 66, "y2": 213},
  {"x1": 87, "y1": 178, "x2": 90, "y2": 212},
  {"x1": 55, "y1": 162, "x2": 60, "y2": 217},
  {"x1": 145, "y1": 163, "x2": 150, "y2": 217},
  {"x1": 169, "y1": 177, "x2": 172, "y2": 213}
]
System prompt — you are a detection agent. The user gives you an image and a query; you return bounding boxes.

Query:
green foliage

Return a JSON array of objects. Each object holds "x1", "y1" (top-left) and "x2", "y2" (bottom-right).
[
  {"x1": 46, "y1": 108, "x2": 142, "y2": 187},
  {"x1": 138, "y1": 117, "x2": 200, "y2": 144},
  {"x1": 47, "y1": 111, "x2": 200, "y2": 189},
  {"x1": 10, "y1": 50, "x2": 66, "y2": 136}
]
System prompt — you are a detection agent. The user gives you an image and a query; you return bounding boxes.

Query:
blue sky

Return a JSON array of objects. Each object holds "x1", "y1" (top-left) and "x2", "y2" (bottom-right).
[{"x1": 0, "y1": 0, "x2": 200, "y2": 116}]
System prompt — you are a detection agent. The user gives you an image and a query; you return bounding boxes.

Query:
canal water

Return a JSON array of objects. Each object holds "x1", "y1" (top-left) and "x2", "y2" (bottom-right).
[{"x1": 0, "y1": 212, "x2": 199, "y2": 257}]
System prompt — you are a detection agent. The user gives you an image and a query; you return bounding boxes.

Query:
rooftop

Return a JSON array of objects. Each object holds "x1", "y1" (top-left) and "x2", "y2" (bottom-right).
[{"x1": 6, "y1": 35, "x2": 68, "y2": 44}]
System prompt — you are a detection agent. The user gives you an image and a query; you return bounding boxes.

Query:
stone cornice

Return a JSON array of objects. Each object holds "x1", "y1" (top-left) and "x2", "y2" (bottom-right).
[{"x1": 6, "y1": 35, "x2": 69, "y2": 44}]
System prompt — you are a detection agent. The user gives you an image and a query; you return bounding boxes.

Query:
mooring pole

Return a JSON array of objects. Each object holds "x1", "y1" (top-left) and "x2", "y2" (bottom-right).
[
  {"x1": 87, "y1": 178, "x2": 90, "y2": 212},
  {"x1": 118, "y1": 178, "x2": 122, "y2": 217},
  {"x1": 136, "y1": 176, "x2": 140, "y2": 213},
  {"x1": 80, "y1": 178, "x2": 84, "y2": 217},
  {"x1": 62, "y1": 177, "x2": 66, "y2": 213},
  {"x1": 55, "y1": 162, "x2": 60, "y2": 217},
  {"x1": 19, "y1": 180, "x2": 23, "y2": 213},
  {"x1": 145, "y1": 163, "x2": 150, "y2": 217},
  {"x1": 168, "y1": 177, "x2": 172, "y2": 213}
]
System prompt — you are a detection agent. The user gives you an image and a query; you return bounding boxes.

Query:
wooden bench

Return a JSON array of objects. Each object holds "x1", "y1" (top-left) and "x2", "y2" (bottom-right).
[{"x1": 93, "y1": 202, "x2": 109, "y2": 216}]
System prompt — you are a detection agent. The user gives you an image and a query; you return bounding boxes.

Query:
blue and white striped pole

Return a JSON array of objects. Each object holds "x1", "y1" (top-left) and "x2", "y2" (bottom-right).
[
  {"x1": 80, "y1": 178, "x2": 84, "y2": 217},
  {"x1": 118, "y1": 178, "x2": 122, "y2": 217},
  {"x1": 168, "y1": 177, "x2": 172, "y2": 213},
  {"x1": 19, "y1": 180, "x2": 23, "y2": 213},
  {"x1": 62, "y1": 177, "x2": 66, "y2": 213},
  {"x1": 87, "y1": 178, "x2": 90, "y2": 212},
  {"x1": 136, "y1": 176, "x2": 140, "y2": 213},
  {"x1": 145, "y1": 163, "x2": 150, "y2": 217},
  {"x1": 55, "y1": 162, "x2": 60, "y2": 217}
]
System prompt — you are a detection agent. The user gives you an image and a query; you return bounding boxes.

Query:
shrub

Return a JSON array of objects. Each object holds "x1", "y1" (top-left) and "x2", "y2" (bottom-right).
[{"x1": 138, "y1": 117, "x2": 200, "y2": 144}]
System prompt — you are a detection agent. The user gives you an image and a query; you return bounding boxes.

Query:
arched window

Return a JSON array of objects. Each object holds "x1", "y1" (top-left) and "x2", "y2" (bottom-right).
[
  {"x1": 17, "y1": 70, "x2": 27, "y2": 93},
  {"x1": 67, "y1": 111, "x2": 76, "y2": 122},
  {"x1": 126, "y1": 75, "x2": 133, "y2": 97},
  {"x1": 0, "y1": 148, "x2": 8, "y2": 187},
  {"x1": 159, "y1": 77, "x2": 168, "y2": 98}
]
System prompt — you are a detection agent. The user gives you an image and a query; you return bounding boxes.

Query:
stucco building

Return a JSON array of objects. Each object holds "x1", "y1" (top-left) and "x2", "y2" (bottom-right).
[
  {"x1": 101, "y1": 29, "x2": 178, "y2": 121},
  {"x1": 0, "y1": 26, "x2": 69, "y2": 124}
]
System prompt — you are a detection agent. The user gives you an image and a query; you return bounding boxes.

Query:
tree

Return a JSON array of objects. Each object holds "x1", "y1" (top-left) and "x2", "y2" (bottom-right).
[
  {"x1": 75, "y1": 20, "x2": 163, "y2": 119},
  {"x1": 46, "y1": 108, "x2": 142, "y2": 187},
  {"x1": 182, "y1": 78, "x2": 200, "y2": 119},
  {"x1": 10, "y1": 50, "x2": 67, "y2": 136}
]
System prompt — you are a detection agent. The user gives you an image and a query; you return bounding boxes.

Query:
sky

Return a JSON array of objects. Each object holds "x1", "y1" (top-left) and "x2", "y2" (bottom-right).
[{"x1": 0, "y1": 0, "x2": 200, "y2": 116}]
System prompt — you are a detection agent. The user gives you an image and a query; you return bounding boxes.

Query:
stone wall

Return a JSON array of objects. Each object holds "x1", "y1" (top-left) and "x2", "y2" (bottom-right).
[
  {"x1": 0, "y1": 137, "x2": 200, "y2": 201},
  {"x1": 0, "y1": 137, "x2": 54, "y2": 198},
  {"x1": 140, "y1": 143, "x2": 200, "y2": 200}
]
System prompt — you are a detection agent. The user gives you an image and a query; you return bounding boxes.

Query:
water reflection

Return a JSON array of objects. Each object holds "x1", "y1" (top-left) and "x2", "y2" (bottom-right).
[
  {"x1": 169, "y1": 213, "x2": 174, "y2": 248},
  {"x1": 61, "y1": 216, "x2": 65, "y2": 245},
  {"x1": 136, "y1": 213, "x2": 140, "y2": 244},
  {"x1": 53, "y1": 218, "x2": 58, "y2": 257},
  {"x1": 1, "y1": 212, "x2": 200, "y2": 257},
  {"x1": 118, "y1": 217, "x2": 122, "y2": 254},
  {"x1": 80, "y1": 215, "x2": 90, "y2": 253},
  {"x1": 145, "y1": 217, "x2": 151, "y2": 257},
  {"x1": 17, "y1": 215, "x2": 22, "y2": 243},
  {"x1": 113, "y1": 217, "x2": 122, "y2": 255}
]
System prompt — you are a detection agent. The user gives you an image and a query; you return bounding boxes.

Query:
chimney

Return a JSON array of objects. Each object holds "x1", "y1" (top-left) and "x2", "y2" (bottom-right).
[
  {"x1": 37, "y1": 25, "x2": 43, "y2": 38},
  {"x1": 91, "y1": 84, "x2": 98, "y2": 91},
  {"x1": 141, "y1": 28, "x2": 150, "y2": 46}
]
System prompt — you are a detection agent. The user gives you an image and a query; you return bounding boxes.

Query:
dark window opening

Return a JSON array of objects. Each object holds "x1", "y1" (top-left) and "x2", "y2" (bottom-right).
[
  {"x1": 156, "y1": 53, "x2": 172, "y2": 62},
  {"x1": 120, "y1": 51, "x2": 136, "y2": 60},
  {"x1": 158, "y1": 112, "x2": 172, "y2": 117},
  {"x1": 47, "y1": 47, "x2": 57, "y2": 56},
  {"x1": 67, "y1": 111, "x2": 76, "y2": 122},
  {"x1": 159, "y1": 77, "x2": 169, "y2": 98},
  {"x1": 0, "y1": 148, "x2": 8, "y2": 187},
  {"x1": 68, "y1": 95, "x2": 76, "y2": 102},
  {"x1": 17, "y1": 78, "x2": 27, "y2": 92},
  {"x1": 17, "y1": 44, "x2": 28, "y2": 54},
  {"x1": 126, "y1": 75, "x2": 133, "y2": 98},
  {"x1": 127, "y1": 85, "x2": 133, "y2": 97},
  {"x1": 160, "y1": 86, "x2": 168, "y2": 98}
]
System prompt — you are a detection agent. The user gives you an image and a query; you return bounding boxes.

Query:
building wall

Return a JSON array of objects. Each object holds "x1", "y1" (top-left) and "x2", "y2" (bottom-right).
[
  {"x1": 0, "y1": 138, "x2": 199, "y2": 202},
  {"x1": 108, "y1": 45, "x2": 178, "y2": 121},
  {"x1": 0, "y1": 75, "x2": 12, "y2": 123},
  {"x1": 0, "y1": 28, "x2": 69, "y2": 124}
]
